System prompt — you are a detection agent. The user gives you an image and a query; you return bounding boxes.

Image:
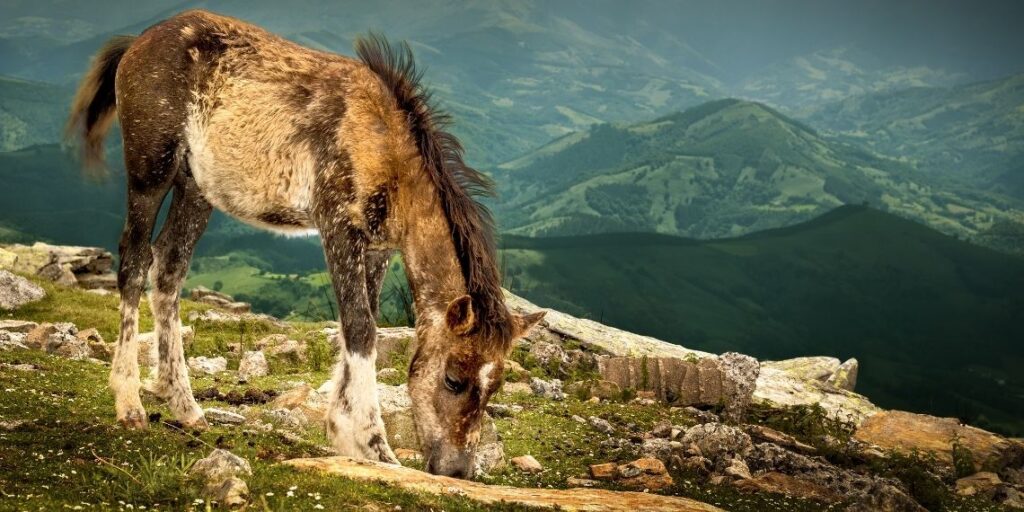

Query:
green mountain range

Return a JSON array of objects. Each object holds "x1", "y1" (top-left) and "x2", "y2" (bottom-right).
[
  {"x1": 492, "y1": 99, "x2": 1024, "y2": 241},
  {"x1": 500, "y1": 205, "x2": 1024, "y2": 435}
]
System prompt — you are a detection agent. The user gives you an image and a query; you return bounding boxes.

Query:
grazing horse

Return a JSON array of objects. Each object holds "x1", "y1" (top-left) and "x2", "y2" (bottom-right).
[{"x1": 66, "y1": 9, "x2": 544, "y2": 478}]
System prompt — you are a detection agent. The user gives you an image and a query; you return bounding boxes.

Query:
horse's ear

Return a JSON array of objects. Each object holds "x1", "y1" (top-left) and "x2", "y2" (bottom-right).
[
  {"x1": 514, "y1": 310, "x2": 546, "y2": 339},
  {"x1": 445, "y1": 295, "x2": 476, "y2": 335}
]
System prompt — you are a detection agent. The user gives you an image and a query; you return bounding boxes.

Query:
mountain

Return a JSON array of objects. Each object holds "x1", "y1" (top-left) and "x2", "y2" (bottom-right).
[
  {"x1": 498, "y1": 205, "x2": 1024, "y2": 435},
  {"x1": 0, "y1": 75, "x2": 70, "y2": 151},
  {"x1": 737, "y1": 46, "x2": 965, "y2": 114},
  {"x1": 807, "y1": 73, "x2": 1024, "y2": 200},
  {"x1": 492, "y1": 99, "x2": 1024, "y2": 240}
]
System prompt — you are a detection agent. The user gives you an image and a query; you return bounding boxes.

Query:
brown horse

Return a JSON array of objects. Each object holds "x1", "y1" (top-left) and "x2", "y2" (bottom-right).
[{"x1": 66, "y1": 9, "x2": 544, "y2": 478}]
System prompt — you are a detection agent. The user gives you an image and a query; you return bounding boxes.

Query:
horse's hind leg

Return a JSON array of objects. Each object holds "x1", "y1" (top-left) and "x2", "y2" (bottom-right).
[
  {"x1": 146, "y1": 175, "x2": 212, "y2": 428},
  {"x1": 110, "y1": 178, "x2": 172, "y2": 429},
  {"x1": 319, "y1": 227, "x2": 399, "y2": 464}
]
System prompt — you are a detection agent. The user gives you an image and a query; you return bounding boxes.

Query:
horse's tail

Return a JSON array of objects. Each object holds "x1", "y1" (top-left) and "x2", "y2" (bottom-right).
[{"x1": 65, "y1": 35, "x2": 136, "y2": 173}]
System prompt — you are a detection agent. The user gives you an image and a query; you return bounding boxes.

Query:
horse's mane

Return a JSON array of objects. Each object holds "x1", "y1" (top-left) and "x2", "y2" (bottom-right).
[{"x1": 355, "y1": 33, "x2": 513, "y2": 349}]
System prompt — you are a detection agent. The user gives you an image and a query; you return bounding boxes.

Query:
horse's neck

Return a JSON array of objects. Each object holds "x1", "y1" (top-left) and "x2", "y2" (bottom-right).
[{"x1": 398, "y1": 196, "x2": 467, "y2": 319}]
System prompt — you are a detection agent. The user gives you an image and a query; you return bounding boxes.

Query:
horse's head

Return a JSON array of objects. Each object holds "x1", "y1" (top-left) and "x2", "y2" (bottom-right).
[{"x1": 407, "y1": 294, "x2": 544, "y2": 478}]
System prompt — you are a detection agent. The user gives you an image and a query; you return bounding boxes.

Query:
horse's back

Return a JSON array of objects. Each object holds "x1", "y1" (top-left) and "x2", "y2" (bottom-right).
[{"x1": 116, "y1": 9, "x2": 378, "y2": 235}]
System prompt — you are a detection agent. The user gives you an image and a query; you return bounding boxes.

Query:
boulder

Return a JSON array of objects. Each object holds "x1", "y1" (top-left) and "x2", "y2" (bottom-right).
[
  {"x1": 590, "y1": 462, "x2": 618, "y2": 480},
  {"x1": 680, "y1": 423, "x2": 753, "y2": 461},
  {"x1": 753, "y1": 363, "x2": 880, "y2": 426},
  {"x1": 955, "y1": 471, "x2": 1002, "y2": 497},
  {"x1": 529, "y1": 341, "x2": 568, "y2": 368},
  {"x1": 511, "y1": 455, "x2": 543, "y2": 473},
  {"x1": 375, "y1": 327, "x2": 417, "y2": 369},
  {"x1": 588, "y1": 416, "x2": 615, "y2": 435},
  {"x1": 1, "y1": 243, "x2": 115, "y2": 289},
  {"x1": 265, "y1": 338, "x2": 306, "y2": 363},
  {"x1": 854, "y1": 410, "x2": 1024, "y2": 472},
  {"x1": 616, "y1": 457, "x2": 674, "y2": 490},
  {"x1": 206, "y1": 408, "x2": 247, "y2": 426},
  {"x1": 188, "y1": 356, "x2": 228, "y2": 375},
  {"x1": 238, "y1": 351, "x2": 269, "y2": 381},
  {"x1": 826, "y1": 358, "x2": 859, "y2": 391},
  {"x1": 530, "y1": 377, "x2": 565, "y2": 400},
  {"x1": 485, "y1": 403, "x2": 522, "y2": 418},
  {"x1": 0, "y1": 330, "x2": 29, "y2": 351},
  {"x1": 641, "y1": 438, "x2": 673, "y2": 463},
  {"x1": 189, "y1": 449, "x2": 252, "y2": 483},
  {"x1": 208, "y1": 476, "x2": 248, "y2": 508},
  {"x1": 0, "y1": 270, "x2": 46, "y2": 310},
  {"x1": 723, "y1": 458, "x2": 752, "y2": 480}
]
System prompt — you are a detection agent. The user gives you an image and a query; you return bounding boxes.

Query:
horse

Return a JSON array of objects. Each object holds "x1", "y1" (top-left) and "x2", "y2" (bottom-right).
[{"x1": 66, "y1": 9, "x2": 544, "y2": 479}]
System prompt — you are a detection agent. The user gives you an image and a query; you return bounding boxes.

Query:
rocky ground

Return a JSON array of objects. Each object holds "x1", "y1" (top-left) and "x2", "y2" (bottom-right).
[{"x1": 2, "y1": 243, "x2": 1024, "y2": 511}]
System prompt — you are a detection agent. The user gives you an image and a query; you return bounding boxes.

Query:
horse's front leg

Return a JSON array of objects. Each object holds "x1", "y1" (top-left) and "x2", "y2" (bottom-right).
[{"x1": 320, "y1": 227, "x2": 399, "y2": 464}]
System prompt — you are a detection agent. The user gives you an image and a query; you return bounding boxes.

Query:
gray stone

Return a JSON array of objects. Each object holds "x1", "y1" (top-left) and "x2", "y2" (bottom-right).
[
  {"x1": 238, "y1": 351, "x2": 269, "y2": 381},
  {"x1": 0, "y1": 320, "x2": 38, "y2": 333},
  {"x1": 206, "y1": 408, "x2": 246, "y2": 425},
  {"x1": 188, "y1": 356, "x2": 228, "y2": 375},
  {"x1": 475, "y1": 441, "x2": 506, "y2": 474},
  {"x1": 529, "y1": 341, "x2": 568, "y2": 368},
  {"x1": 530, "y1": 377, "x2": 565, "y2": 400},
  {"x1": 719, "y1": 352, "x2": 759, "y2": 420},
  {"x1": 723, "y1": 458, "x2": 752, "y2": 480},
  {"x1": 641, "y1": 438, "x2": 673, "y2": 463},
  {"x1": 0, "y1": 331, "x2": 28, "y2": 351},
  {"x1": 189, "y1": 449, "x2": 252, "y2": 483},
  {"x1": 376, "y1": 367, "x2": 401, "y2": 381},
  {"x1": 680, "y1": 423, "x2": 753, "y2": 462},
  {"x1": 588, "y1": 416, "x2": 615, "y2": 435},
  {"x1": 206, "y1": 476, "x2": 248, "y2": 508},
  {"x1": 0, "y1": 270, "x2": 45, "y2": 310},
  {"x1": 511, "y1": 454, "x2": 543, "y2": 473},
  {"x1": 485, "y1": 403, "x2": 522, "y2": 418}
]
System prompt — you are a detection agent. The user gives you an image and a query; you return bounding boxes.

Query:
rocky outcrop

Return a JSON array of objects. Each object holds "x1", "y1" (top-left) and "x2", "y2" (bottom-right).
[
  {"x1": 598, "y1": 353, "x2": 758, "y2": 418},
  {"x1": 190, "y1": 449, "x2": 252, "y2": 508},
  {"x1": 285, "y1": 456, "x2": 722, "y2": 511},
  {"x1": 0, "y1": 270, "x2": 46, "y2": 310},
  {"x1": 0, "y1": 243, "x2": 115, "y2": 290},
  {"x1": 854, "y1": 410, "x2": 1024, "y2": 472},
  {"x1": 189, "y1": 286, "x2": 251, "y2": 314},
  {"x1": 754, "y1": 358, "x2": 880, "y2": 426}
]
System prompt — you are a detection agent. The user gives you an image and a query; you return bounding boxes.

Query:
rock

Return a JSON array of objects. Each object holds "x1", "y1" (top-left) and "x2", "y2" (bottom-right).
[
  {"x1": 511, "y1": 455, "x2": 543, "y2": 473},
  {"x1": 955, "y1": 471, "x2": 1002, "y2": 497},
  {"x1": 270, "y1": 383, "x2": 327, "y2": 425},
  {"x1": 743, "y1": 424, "x2": 816, "y2": 454},
  {"x1": 186, "y1": 309, "x2": 286, "y2": 328},
  {"x1": 854, "y1": 410, "x2": 1024, "y2": 472},
  {"x1": 616, "y1": 458, "x2": 674, "y2": 490},
  {"x1": 734, "y1": 472, "x2": 841, "y2": 503},
  {"x1": 683, "y1": 407, "x2": 720, "y2": 425},
  {"x1": 188, "y1": 356, "x2": 228, "y2": 375},
  {"x1": 206, "y1": 476, "x2": 248, "y2": 508},
  {"x1": 286, "y1": 456, "x2": 723, "y2": 511},
  {"x1": 376, "y1": 367, "x2": 401, "y2": 381},
  {"x1": 753, "y1": 363, "x2": 880, "y2": 426},
  {"x1": 475, "y1": 441, "x2": 506, "y2": 474},
  {"x1": 0, "y1": 320, "x2": 38, "y2": 333},
  {"x1": 825, "y1": 358, "x2": 859, "y2": 391},
  {"x1": 206, "y1": 408, "x2": 246, "y2": 426},
  {"x1": 566, "y1": 477, "x2": 599, "y2": 487},
  {"x1": 0, "y1": 270, "x2": 46, "y2": 310},
  {"x1": 394, "y1": 448, "x2": 422, "y2": 461},
  {"x1": 190, "y1": 286, "x2": 251, "y2": 313},
  {"x1": 723, "y1": 458, "x2": 752, "y2": 480},
  {"x1": 718, "y1": 352, "x2": 759, "y2": 420},
  {"x1": 598, "y1": 354, "x2": 756, "y2": 413},
  {"x1": 1, "y1": 243, "x2": 115, "y2": 289},
  {"x1": 529, "y1": 341, "x2": 568, "y2": 368},
  {"x1": 0, "y1": 331, "x2": 28, "y2": 351},
  {"x1": 530, "y1": 377, "x2": 565, "y2": 400},
  {"x1": 75, "y1": 273, "x2": 117, "y2": 291},
  {"x1": 504, "y1": 291, "x2": 713, "y2": 361},
  {"x1": 190, "y1": 449, "x2": 252, "y2": 483},
  {"x1": 651, "y1": 420, "x2": 673, "y2": 438},
  {"x1": 374, "y1": 326, "x2": 417, "y2": 369},
  {"x1": 50, "y1": 335, "x2": 91, "y2": 360},
  {"x1": 641, "y1": 438, "x2": 673, "y2": 463},
  {"x1": 501, "y1": 382, "x2": 533, "y2": 395},
  {"x1": 588, "y1": 416, "x2": 615, "y2": 435},
  {"x1": 26, "y1": 322, "x2": 90, "y2": 360},
  {"x1": 680, "y1": 423, "x2": 753, "y2": 461},
  {"x1": 747, "y1": 442, "x2": 923, "y2": 511},
  {"x1": 485, "y1": 403, "x2": 523, "y2": 418},
  {"x1": 590, "y1": 462, "x2": 618, "y2": 480},
  {"x1": 238, "y1": 351, "x2": 269, "y2": 381},
  {"x1": 763, "y1": 357, "x2": 841, "y2": 383},
  {"x1": 590, "y1": 380, "x2": 622, "y2": 399},
  {"x1": 1001, "y1": 487, "x2": 1024, "y2": 508},
  {"x1": 265, "y1": 338, "x2": 307, "y2": 363}
]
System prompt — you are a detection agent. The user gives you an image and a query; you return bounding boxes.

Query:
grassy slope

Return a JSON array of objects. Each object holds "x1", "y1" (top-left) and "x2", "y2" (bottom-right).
[{"x1": 499, "y1": 205, "x2": 1024, "y2": 435}]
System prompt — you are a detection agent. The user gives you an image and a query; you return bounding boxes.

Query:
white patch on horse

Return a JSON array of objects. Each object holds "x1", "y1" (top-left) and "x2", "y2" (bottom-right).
[
  {"x1": 327, "y1": 350, "x2": 396, "y2": 462},
  {"x1": 478, "y1": 362, "x2": 494, "y2": 392}
]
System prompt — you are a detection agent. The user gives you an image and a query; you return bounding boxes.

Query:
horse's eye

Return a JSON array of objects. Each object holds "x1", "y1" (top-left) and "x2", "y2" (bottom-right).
[{"x1": 444, "y1": 373, "x2": 467, "y2": 394}]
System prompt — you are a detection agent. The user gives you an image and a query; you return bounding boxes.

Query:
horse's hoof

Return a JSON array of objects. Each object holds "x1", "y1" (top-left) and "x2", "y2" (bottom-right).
[{"x1": 118, "y1": 410, "x2": 149, "y2": 430}]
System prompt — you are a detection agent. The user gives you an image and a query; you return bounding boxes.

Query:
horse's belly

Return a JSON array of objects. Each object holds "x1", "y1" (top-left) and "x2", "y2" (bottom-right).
[{"x1": 185, "y1": 106, "x2": 318, "y2": 235}]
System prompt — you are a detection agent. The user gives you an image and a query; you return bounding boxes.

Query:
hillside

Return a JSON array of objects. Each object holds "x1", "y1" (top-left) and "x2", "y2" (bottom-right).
[
  {"x1": 492, "y1": 99, "x2": 1024, "y2": 240},
  {"x1": 807, "y1": 73, "x2": 1024, "y2": 200},
  {"x1": 499, "y1": 205, "x2": 1024, "y2": 435},
  {"x1": 0, "y1": 75, "x2": 69, "y2": 151}
]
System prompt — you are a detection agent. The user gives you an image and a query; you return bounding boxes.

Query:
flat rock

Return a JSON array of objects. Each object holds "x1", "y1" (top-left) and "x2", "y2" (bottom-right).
[
  {"x1": 504, "y1": 291, "x2": 713, "y2": 360},
  {"x1": 0, "y1": 320, "x2": 38, "y2": 333},
  {"x1": 0, "y1": 270, "x2": 46, "y2": 310},
  {"x1": 284, "y1": 456, "x2": 723, "y2": 511},
  {"x1": 753, "y1": 364, "x2": 880, "y2": 426},
  {"x1": 854, "y1": 410, "x2": 1024, "y2": 471},
  {"x1": 734, "y1": 472, "x2": 841, "y2": 503},
  {"x1": 511, "y1": 455, "x2": 543, "y2": 473},
  {"x1": 189, "y1": 356, "x2": 228, "y2": 375},
  {"x1": 206, "y1": 408, "x2": 247, "y2": 425}
]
